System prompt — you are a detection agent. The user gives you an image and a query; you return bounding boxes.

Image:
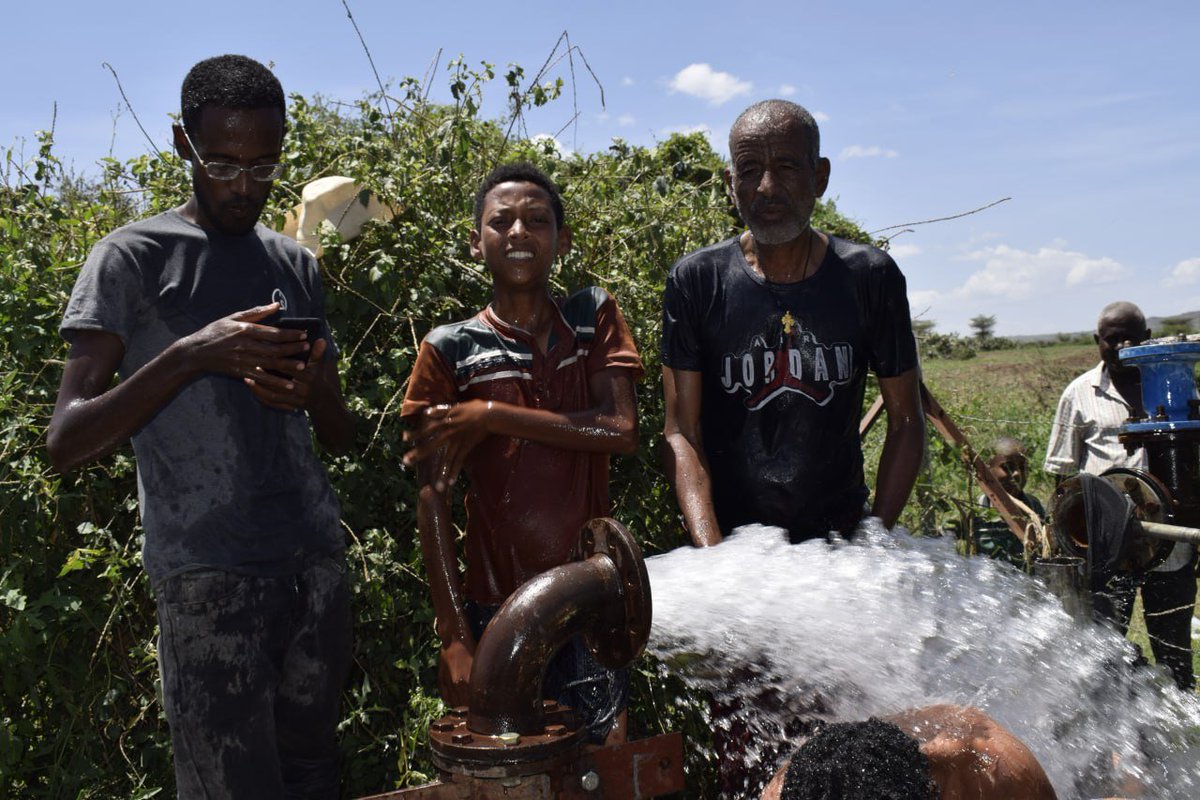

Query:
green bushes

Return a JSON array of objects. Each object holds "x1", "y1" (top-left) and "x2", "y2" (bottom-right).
[
  {"x1": 0, "y1": 64, "x2": 645, "y2": 796},
  {"x1": 0, "y1": 60, "x2": 906, "y2": 796}
]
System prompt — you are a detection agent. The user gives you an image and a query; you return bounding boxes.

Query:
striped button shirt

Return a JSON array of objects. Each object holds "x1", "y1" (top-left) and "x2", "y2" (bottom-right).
[{"x1": 1045, "y1": 361, "x2": 1191, "y2": 570}]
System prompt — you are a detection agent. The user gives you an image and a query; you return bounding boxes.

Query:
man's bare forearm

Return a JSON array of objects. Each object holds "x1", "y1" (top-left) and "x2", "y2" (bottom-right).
[
  {"x1": 872, "y1": 370, "x2": 926, "y2": 528},
  {"x1": 663, "y1": 431, "x2": 723, "y2": 547},
  {"x1": 872, "y1": 419, "x2": 924, "y2": 527},
  {"x1": 485, "y1": 401, "x2": 637, "y2": 455},
  {"x1": 306, "y1": 358, "x2": 355, "y2": 454},
  {"x1": 48, "y1": 338, "x2": 200, "y2": 474},
  {"x1": 416, "y1": 461, "x2": 473, "y2": 648}
]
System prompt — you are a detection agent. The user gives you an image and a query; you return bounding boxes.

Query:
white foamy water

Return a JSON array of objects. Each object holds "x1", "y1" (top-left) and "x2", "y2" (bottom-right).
[{"x1": 645, "y1": 521, "x2": 1200, "y2": 799}]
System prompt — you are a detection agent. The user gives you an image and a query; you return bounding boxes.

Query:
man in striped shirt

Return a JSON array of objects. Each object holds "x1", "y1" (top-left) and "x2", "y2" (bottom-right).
[{"x1": 1044, "y1": 301, "x2": 1195, "y2": 690}]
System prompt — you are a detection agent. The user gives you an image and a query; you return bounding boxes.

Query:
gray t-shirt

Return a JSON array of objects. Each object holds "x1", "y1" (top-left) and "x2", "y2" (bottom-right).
[{"x1": 61, "y1": 210, "x2": 343, "y2": 584}]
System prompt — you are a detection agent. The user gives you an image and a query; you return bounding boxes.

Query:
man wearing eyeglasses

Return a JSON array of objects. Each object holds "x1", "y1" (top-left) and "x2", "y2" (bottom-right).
[{"x1": 48, "y1": 54, "x2": 354, "y2": 798}]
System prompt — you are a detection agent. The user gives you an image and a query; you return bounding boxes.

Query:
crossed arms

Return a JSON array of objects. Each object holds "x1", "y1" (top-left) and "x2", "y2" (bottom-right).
[{"x1": 404, "y1": 365, "x2": 637, "y2": 706}]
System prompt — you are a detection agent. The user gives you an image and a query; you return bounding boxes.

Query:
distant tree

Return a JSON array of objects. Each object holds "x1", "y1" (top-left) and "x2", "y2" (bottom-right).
[
  {"x1": 912, "y1": 318, "x2": 936, "y2": 337},
  {"x1": 1158, "y1": 314, "x2": 1194, "y2": 337},
  {"x1": 969, "y1": 314, "x2": 996, "y2": 340}
]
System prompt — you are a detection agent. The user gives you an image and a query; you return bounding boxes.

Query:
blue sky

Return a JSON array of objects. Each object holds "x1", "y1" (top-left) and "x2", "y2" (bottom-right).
[{"x1": 5, "y1": 0, "x2": 1199, "y2": 335}]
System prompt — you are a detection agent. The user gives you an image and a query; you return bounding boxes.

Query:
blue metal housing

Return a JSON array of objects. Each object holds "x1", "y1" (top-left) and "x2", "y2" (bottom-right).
[{"x1": 1119, "y1": 341, "x2": 1200, "y2": 432}]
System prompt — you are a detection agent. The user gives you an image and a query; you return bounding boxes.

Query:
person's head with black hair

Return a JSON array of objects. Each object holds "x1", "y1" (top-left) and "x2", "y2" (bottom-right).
[
  {"x1": 180, "y1": 54, "x2": 285, "y2": 136},
  {"x1": 171, "y1": 55, "x2": 288, "y2": 235},
  {"x1": 473, "y1": 162, "x2": 565, "y2": 231},
  {"x1": 469, "y1": 161, "x2": 572, "y2": 296},
  {"x1": 780, "y1": 718, "x2": 940, "y2": 800}
]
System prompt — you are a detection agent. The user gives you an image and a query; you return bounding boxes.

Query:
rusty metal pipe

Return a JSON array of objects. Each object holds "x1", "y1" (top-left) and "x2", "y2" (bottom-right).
[{"x1": 467, "y1": 554, "x2": 622, "y2": 736}]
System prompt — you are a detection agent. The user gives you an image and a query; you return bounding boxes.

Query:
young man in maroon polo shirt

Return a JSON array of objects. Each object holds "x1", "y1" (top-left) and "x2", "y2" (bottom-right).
[{"x1": 402, "y1": 163, "x2": 643, "y2": 743}]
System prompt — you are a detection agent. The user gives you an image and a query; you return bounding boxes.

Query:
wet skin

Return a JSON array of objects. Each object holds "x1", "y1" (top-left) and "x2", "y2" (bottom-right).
[
  {"x1": 725, "y1": 117, "x2": 830, "y2": 252},
  {"x1": 760, "y1": 705, "x2": 1058, "y2": 800},
  {"x1": 407, "y1": 180, "x2": 639, "y2": 717},
  {"x1": 175, "y1": 106, "x2": 283, "y2": 237}
]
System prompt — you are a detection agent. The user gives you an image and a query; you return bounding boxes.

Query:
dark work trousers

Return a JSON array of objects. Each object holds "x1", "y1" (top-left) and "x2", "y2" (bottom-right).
[
  {"x1": 156, "y1": 554, "x2": 352, "y2": 799},
  {"x1": 1095, "y1": 565, "x2": 1196, "y2": 691}
]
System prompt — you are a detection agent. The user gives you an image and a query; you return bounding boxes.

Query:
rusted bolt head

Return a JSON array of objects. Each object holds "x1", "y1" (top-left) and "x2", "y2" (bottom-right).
[
  {"x1": 431, "y1": 721, "x2": 456, "y2": 732},
  {"x1": 451, "y1": 733, "x2": 473, "y2": 744},
  {"x1": 498, "y1": 731, "x2": 521, "y2": 746},
  {"x1": 542, "y1": 699, "x2": 559, "y2": 711},
  {"x1": 545, "y1": 724, "x2": 567, "y2": 736},
  {"x1": 450, "y1": 706, "x2": 468, "y2": 718}
]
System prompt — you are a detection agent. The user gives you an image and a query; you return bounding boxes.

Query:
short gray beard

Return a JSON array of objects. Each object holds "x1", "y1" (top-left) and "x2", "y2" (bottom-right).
[{"x1": 733, "y1": 191, "x2": 805, "y2": 245}]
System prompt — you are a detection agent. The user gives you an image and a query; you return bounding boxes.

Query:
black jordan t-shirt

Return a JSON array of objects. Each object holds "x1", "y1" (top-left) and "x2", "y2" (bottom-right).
[{"x1": 661, "y1": 234, "x2": 918, "y2": 539}]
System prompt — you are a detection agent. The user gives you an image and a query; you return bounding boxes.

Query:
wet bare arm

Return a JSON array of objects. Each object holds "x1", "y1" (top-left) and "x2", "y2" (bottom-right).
[
  {"x1": 47, "y1": 303, "x2": 312, "y2": 474},
  {"x1": 403, "y1": 366, "x2": 638, "y2": 489},
  {"x1": 415, "y1": 449, "x2": 476, "y2": 707},
  {"x1": 662, "y1": 366, "x2": 722, "y2": 547},
  {"x1": 871, "y1": 367, "x2": 925, "y2": 528}
]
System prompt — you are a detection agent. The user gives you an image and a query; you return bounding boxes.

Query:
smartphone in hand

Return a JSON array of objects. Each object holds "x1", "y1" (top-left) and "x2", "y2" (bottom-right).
[
  {"x1": 275, "y1": 317, "x2": 323, "y2": 342},
  {"x1": 268, "y1": 317, "x2": 324, "y2": 378}
]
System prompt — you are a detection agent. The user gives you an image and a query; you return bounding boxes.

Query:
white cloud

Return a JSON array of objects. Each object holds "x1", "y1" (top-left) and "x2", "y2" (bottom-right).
[
  {"x1": 530, "y1": 134, "x2": 571, "y2": 158},
  {"x1": 669, "y1": 63, "x2": 752, "y2": 106},
  {"x1": 839, "y1": 144, "x2": 899, "y2": 160},
  {"x1": 596, "y1": 111, "x2": 610, "y2": 122},
  {"x1": 887, "y1": 243, "x2": 922, "y2": 260},
  {"x1": 661, "y1": 123, "x2": 712, "y2": 139},
  {"x1": 957, "y1": 244, "x2": 1124, "y2": 300},
  {"x1": 907, "y1": 289, "x2": 941, "y2": 317},
  {"x1": 621, "y1": 76, "x2": 635, "y2": 87},
  {"x1": 1165, "y1": 257, "x2": 1200, "y2": 287},
  {"x1": 617, "y1": 113, "x2": 637, "y2": 127},
  {"x1": 779, "y1": 84, "x2": 797, "y2": 96},
  {"x1": 813, "y1": 111, "x2": 830, "y2": 123},
  {"x1": 907, "y1": 242, "x2": 1128, "y2": 334}
]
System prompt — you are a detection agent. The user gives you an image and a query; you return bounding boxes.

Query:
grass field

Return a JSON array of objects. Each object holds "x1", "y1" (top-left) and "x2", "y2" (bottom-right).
[{"x1": 897, "y1": 342, "x2": 1200, "y2": 690}]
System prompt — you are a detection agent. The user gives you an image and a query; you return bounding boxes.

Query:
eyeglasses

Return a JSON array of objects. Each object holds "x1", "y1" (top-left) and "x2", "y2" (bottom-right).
[{"x1": 179, "y1": 125, "x2": 284, "y2": 182}]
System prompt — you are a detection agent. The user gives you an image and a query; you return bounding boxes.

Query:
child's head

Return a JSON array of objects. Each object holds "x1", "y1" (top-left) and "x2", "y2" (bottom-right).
[
  {"x1": 780, "y1": 718, "x2": 938, "y2": 800},
  {"x1": 987, "y1": 436, "x2": 1028, "y2": 495},
  {"x1": 473, "y1": 162, "x2": 565, "y2": 230},
  {"x1": 470, "y1": 162, "x2": 571, "y2": 290}
]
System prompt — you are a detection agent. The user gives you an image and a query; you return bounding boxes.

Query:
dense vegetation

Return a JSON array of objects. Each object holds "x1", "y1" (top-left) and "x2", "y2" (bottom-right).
[{"x1": 6, "y1": 58, "x2": 1186, "y2": 798}]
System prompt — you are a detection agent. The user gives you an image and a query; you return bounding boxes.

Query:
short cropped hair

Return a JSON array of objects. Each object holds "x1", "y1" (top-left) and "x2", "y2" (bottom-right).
[
  {"x1": 181, "y1": 54, "x2": 286, "y2": 136},
  {"x1": 729, "y1": 99, "x2": 821, "y2": 165},
  {"x1": 473, "y1": 162, "x2": 565, "y2": 230},
  {"x1": 1096, "y1": 301, "x2": 1146, "y2": 335},
  {"x1": 781, "y1": 719, "x2": 939, "y2": 800}
]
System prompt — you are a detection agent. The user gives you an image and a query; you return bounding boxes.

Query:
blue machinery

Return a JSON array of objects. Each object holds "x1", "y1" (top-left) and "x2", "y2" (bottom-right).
[{"x1": 1050, "y1": 338, "x2": 1200, "y2": 572}]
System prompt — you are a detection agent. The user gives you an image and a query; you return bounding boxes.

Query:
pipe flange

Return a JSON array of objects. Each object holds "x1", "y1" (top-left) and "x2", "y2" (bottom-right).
[
  {"x1": 429, "y1": 701, "x2": 586, "y2": 776},
  {"x1": 1049, "y1": 469, "x2": 1174, "y2": 572},
  {"x1": 1099, "y1": 468, "x2": 1174, "y2": 572},
  {"x1": 579, "y1": 518, "x2": 652, "y2": 669}
]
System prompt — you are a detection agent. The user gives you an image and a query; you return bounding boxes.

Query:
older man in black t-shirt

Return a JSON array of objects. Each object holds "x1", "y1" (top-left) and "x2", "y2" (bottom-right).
[{"x1": 662, "y1": 99, "x2": 924, "y2": 547}]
